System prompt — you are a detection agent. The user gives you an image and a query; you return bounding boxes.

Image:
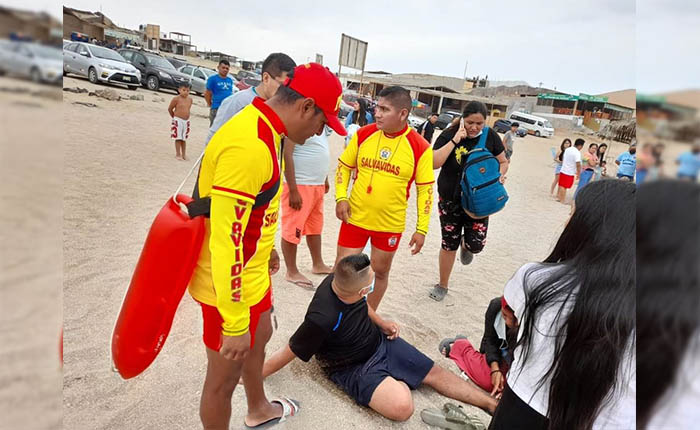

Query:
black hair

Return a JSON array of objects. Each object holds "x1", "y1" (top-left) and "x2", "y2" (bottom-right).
[
  {"x1": 462, "y1": 100, "x2": 488, "y2": 119},
  {"x1": 574, "y1": 138, "x2": 585, "y2": 148},
  {"x1": 559, "y1": 138, "x2": 572, "y2": 162},
  {"x1": 378, "y1": 86, "x2": 412, "y2": 112},
  {"x1": 335, "y1": 254, "x2": 371, "y2": 286},
  {"x1": 596, "y1": 143, "x2": 608, "y2": 162},
  {"x1": 218, "y1": 59, "x2": 230, "y2": 66},
  {"x1": 511, "y1": 122, "x2": 519, "y2": 127},
  {"x1": 588, "y1": 143, "x2": 599, "y2": 150},
  {"x1": 444, "y1": 101, "x2": 489, "y2": 136},
  {"x1": 262, "y1": 52, "x2": 296, "y2": 78},
  {"x1": 178, "y1": 81, "x2": 191, "y2": 89},
  {"x1": 352, "y1": 99, "x2": 369, "y2": 127},
  {"x1": 637, "y1": 181, "x2": 699, "y2": 428},
  {"x1": 516, "y1": 179, "x2": 636, "y2": 430},
  {"x1": 430, "y1": 113, "x2": 439, "y2": 118}
]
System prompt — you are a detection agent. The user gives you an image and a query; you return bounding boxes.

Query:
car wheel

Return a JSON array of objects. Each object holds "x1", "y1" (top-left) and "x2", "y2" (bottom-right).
[
  {"x1": 88, "y1": 67, "x2": 98, "y2": 84},
  {"x1": 127, "y1": 85, "x2": 138, "y2": 91},
  {"x1": 146, "y1": 75, "x2": 160, "y2": 91},
  {"x1": 30, "y1": 67, "x2": 42, "y2": 83},
  {"x1": 535, "y1": 131, "x2": 541, "y2": 137}
]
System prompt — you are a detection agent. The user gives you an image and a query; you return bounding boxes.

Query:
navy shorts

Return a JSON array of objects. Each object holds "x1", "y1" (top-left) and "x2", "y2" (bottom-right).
[{"x1": 329, "y1": 337, "x2": 434, "y2": 406}]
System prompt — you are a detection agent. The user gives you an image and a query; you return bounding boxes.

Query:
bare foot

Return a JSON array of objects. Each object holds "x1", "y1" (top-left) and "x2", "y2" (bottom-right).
[
  {"x1": 182, "y1": 155, "x2": 188, "y2": 161},
  {"x1": 311, "y1": 264, "x2": 333, "y2": 275},
  {"x1": 175, "y1": 155, "x2": 182, "y2": 160},
  {"x1": 285, "y1": 272, "x2": 314, "y2": 289}
]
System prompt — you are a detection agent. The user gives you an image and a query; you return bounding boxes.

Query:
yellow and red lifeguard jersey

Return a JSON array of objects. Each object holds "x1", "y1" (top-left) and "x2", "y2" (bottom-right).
[
  {"x1": 336, "y1": 124, "x2": 434, "y2": 234},
  {"x1": 189, "y1": 97, "x2": 284, "y2": 336}
]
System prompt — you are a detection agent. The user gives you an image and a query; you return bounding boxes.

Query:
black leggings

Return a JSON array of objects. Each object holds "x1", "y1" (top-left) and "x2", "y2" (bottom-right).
[
  {"x1": 437, "y1": 198, "x2": 489, "y2": 252},
  {"x1": 489, "y1": 384, "x2": 548, "y2": 430}
]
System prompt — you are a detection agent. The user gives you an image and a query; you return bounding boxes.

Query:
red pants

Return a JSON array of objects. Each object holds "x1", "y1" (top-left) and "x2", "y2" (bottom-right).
[{"x1": 448, "y1": 338, "x2": 507, "y2": 392}]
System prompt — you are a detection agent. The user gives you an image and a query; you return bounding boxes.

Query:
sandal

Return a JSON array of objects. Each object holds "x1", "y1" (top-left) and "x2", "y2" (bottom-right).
[
  {"x1": 429, "y1": 284, "x2": 448, "y2": 301},
  {"x1": 438, "y1": 336, "x2": 469, "y2": 357},
  {"x1": 459, "y1": 240, "x2": 474, "y2": 265},
  {"x1": 420, "y1": 407, "x2": 485, "y2": 430},
  {"x1": 444, "y1": 403, "x2": 487, "y2": 430},
  {"x1": 244, "y1": 397, "x2": 300, "y2": 428}
]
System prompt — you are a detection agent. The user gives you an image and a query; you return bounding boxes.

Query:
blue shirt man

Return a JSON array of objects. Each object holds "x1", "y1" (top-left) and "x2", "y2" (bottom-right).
[
  {"x1": 676, "y1": 144, "x2": 700, "y2": 180},
  {"x1": 205, "y1": 59, "x2": 234, "y2": 125},
  {"x1": 616, "y1": 145, "x2": 637, "y2": 179}
]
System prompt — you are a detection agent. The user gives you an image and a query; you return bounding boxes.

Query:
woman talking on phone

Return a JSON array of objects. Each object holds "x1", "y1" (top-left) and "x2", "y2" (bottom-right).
[{"x1": 429, "y1": 101, "x2": 509, "y2": 302}]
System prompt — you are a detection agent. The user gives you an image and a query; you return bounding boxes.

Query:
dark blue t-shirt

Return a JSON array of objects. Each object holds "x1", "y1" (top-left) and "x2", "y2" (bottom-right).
[{"x1": 206, "y1": 74, "x2": 233, "y2": 109}]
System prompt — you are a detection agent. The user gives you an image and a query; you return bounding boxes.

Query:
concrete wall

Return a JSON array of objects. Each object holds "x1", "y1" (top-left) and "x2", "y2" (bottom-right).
[{"x1": 63, "y1": 14, "x2": 104, "y2": 40}]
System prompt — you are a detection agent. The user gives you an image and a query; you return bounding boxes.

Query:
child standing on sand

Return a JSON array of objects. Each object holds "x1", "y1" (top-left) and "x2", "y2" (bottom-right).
[{"x1": 168, "y1": 82, "x2": 193, "y2": 161}]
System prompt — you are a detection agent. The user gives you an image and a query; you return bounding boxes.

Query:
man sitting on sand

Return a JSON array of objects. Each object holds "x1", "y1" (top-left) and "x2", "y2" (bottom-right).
[{"x1": 261, "y1": 254, "x2": 498, "y2": 422}]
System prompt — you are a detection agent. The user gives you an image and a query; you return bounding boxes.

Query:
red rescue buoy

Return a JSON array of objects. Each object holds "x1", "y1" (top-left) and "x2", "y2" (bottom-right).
[{"x1": 111, "y1": 194, "x2": 205, "y2": 379}]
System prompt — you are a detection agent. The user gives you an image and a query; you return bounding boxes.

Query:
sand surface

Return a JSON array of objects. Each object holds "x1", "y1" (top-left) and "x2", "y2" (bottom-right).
[
  {"x1": 59, "y1": 75, "x2": 681, "y2": 429},
  {"x1": 0, "y1": 76, "x2": 63, "y2": 429}
]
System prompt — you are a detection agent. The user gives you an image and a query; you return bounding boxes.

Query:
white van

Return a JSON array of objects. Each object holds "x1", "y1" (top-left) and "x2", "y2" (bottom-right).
[{"x1": 508, "y1": 111, "x2": 555, "y2": 137}]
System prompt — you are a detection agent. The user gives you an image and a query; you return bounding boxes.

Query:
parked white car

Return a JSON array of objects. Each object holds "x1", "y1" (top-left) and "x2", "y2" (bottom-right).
[
  {"x1": 0, "y1": 40, "x2": 62, "y2": 84},
  {"x1": 408, "y1": 114, "x2": 425, "y2": 129},
  {"x1": 508, "y1": 111, "x2": 555, "y2": 138},
  {"x1": 63, "y1": 42, "x2": 141, "y2": 90}
]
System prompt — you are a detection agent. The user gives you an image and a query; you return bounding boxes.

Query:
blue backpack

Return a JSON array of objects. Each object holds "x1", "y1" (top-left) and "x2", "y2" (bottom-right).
[{"x1": 459, "y1": 127, "x2": 508, "y2": 218}]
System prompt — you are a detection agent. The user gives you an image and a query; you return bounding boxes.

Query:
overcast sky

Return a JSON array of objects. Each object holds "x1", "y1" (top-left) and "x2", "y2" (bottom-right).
[{"x1": 11, "y1": 0, "x2": 698, "y2": 94}]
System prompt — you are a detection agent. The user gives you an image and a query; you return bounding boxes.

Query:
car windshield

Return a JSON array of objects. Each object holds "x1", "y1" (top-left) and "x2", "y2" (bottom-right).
[
  {"x1": 147, "y1": 55, "x2": 176, "y2": 70},
  {"x1": 202, "y1": 68, "x2": 217, "y2": 77},
  {"x1": 545, "y1": 121, "x2": 553, "y2": 129},
  {"x1": 89, "y1": 45, "x2": 125, "y2": 62},
  {"x1": 28, "y1": 44, "x2": 62, "y2": 59}
]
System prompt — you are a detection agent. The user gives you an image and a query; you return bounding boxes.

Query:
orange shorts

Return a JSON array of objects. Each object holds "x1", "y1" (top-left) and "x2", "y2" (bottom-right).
[
  {"x1": 196, "y1": 288, "x2": 272, "y2": 351},
  {"x1": 338, "y1": 222, "x2": 402, "y2": 253},
  {"x1": 281, "y1": 183, "x2": 325, "y2": 245}
]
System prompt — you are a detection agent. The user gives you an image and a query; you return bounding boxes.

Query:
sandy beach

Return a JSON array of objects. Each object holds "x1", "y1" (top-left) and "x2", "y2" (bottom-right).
[
  {"x1": 59, "y1": 75, "x2": 673, "y2": 429},
  {"x1": 0, "y1": 76, "x2": 63, "y2": 430}
]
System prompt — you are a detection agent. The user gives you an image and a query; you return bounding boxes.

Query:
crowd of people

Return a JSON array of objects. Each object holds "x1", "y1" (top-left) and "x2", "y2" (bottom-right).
[
  {"x1": 143, "y1": 50, "x2": 700, "y2": 430},
  {"x1": 551, "y1": 135, "x2": 700, "y2": 205}
]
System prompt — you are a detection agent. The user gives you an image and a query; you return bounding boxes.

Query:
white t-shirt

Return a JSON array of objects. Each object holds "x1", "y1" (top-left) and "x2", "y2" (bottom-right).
[
  {"x1": 560, "y1": 147, "x2": 582, "y2": 176},
  {"x1": 504, "y1": 263, "x2": 636, "y2": 429},
  {"x1": 647, "y1": 334, "x2": 700, "y2": 428},
  {"x1": 293, "y1": 126, "x2": 331, "y2": 186}
]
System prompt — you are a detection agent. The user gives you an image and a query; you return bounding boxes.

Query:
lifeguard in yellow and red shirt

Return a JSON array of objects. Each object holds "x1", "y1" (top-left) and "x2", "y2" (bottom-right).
[
  {"x1": 335, "y1": 86, "x2": 434, "y2": 310},
  {"x1": 189, "y1": 63, "x2": 346, "y2": 428}
]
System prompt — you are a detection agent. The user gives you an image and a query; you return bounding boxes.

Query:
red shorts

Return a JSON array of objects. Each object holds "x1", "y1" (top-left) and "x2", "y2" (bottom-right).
[
  {"x1": 338, "y1": 222, "x2": 402, "y2": 253},
  {"x1": 558, "y1": 173, "x2": 575, "y2": 189},
  {"x1": 197, "y1": 288, "x2": 272, "y2": 351}
]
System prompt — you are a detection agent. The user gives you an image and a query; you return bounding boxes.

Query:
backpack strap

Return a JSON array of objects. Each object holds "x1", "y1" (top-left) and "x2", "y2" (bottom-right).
[{"x1": 475, "y1": 126, "x2": 489, "y2": 150}]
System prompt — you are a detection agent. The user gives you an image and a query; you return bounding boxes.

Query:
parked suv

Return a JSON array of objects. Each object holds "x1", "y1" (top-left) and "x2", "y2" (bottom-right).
[
  {"x1": 493, "y1": 119, "x2": 528, "y2": 137},
  {"x1": 64, "y1": 42, "x2": 140, "y2": 89},
  {"x1": 118, "y1": 48, "x2": 191, "y2": 92},
  {"x1": 435, "y1": 111, "x2": 461, "y2": 129}
]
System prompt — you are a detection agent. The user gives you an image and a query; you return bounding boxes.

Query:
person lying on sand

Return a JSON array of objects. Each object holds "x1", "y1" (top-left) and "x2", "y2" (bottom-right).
[{"x1": 260, "y1": 254, "x2": 498, "y2": 422}]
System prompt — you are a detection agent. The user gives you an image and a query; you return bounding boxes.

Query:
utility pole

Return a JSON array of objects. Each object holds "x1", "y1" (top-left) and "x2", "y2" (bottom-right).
[{"x1": 463, "y1": 59, "x2": 468, "y2": 79}]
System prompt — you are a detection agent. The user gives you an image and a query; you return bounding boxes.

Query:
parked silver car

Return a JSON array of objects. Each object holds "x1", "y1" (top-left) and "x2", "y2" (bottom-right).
[
  {"x1": 63, "y1": 42, "x2": 141, "y2": 90},
  {"x1": 0, "y1": 40, "x2": 62, "y2": 84},
  {"x1": 177, "y1": 64, "x2": 239, "y2": 96}
]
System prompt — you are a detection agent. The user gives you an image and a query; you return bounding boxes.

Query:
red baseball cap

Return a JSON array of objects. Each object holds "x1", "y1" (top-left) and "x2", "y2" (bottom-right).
[{"x1": 284, "y1": 63, "x2": 347, "y2": 136}]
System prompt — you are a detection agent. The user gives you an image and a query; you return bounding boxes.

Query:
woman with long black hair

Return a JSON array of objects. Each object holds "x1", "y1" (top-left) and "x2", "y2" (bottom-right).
[
  {"x1": 490, "y1": 179, "x2": 636, "y2": 429},
  {"x1": 637, "y1": 180, "x2": 699, "y2": 429}
]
